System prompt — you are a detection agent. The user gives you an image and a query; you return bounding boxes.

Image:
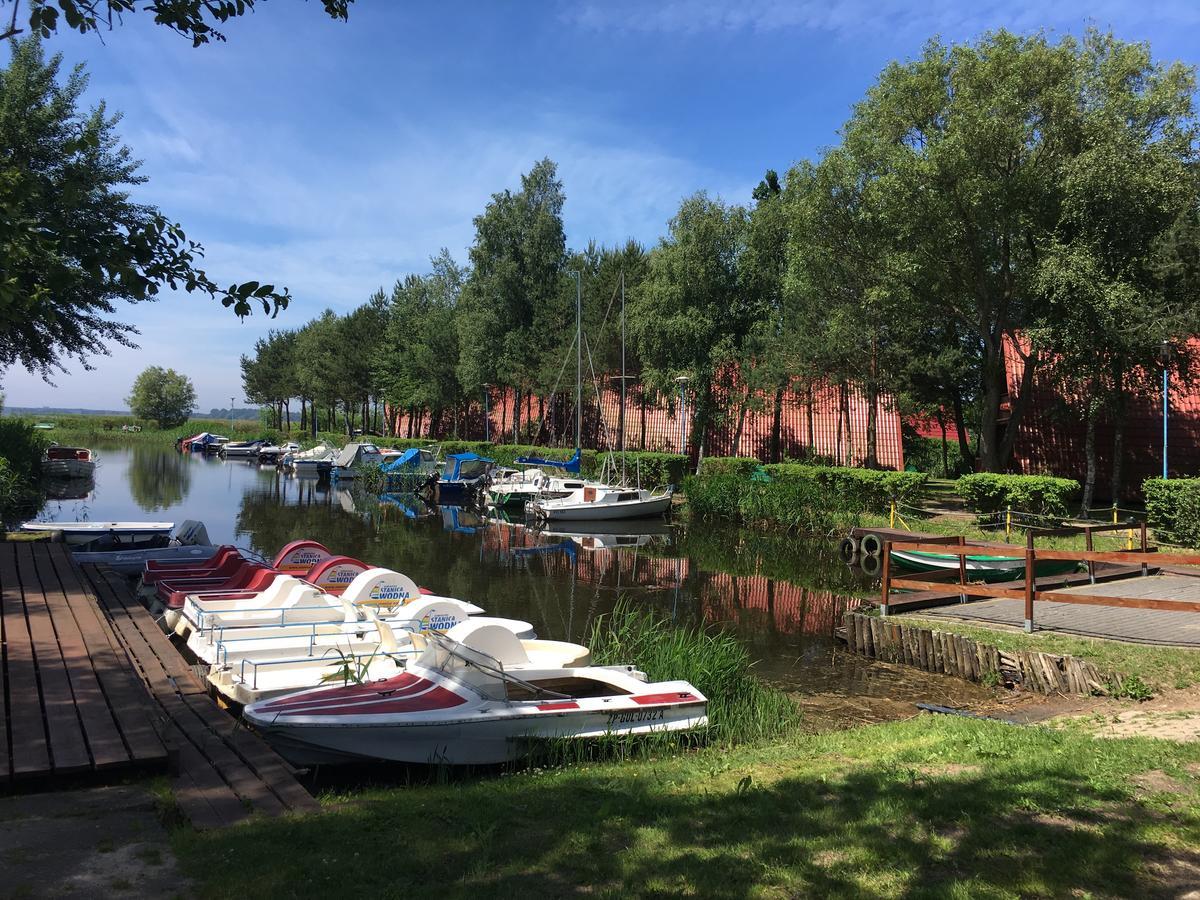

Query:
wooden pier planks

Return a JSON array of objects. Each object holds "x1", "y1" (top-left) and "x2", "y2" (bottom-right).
[
  {"x1": 0, "y1": 542, "x2": 167, "y2": 785},
  {"x1": 82, "y1": 563, "x2": 319, "y2": 828}
]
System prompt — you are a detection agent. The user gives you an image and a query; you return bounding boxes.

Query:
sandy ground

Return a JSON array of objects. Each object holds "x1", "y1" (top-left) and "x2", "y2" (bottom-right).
[
  {"x1": 991, "y1": 684, "x2": 1200, "y2": 742},
  {"x1": 0, "y1": 783, "x2": 189, "y2": 899}
]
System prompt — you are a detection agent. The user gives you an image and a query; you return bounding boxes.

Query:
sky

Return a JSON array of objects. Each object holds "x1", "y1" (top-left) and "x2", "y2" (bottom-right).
[{"x1": 4, "y1": 0, "x2": 1200, "y2": 411}]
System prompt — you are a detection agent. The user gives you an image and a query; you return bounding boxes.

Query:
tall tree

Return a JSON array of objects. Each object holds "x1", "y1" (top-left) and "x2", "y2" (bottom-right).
[
  {"x1": 631, "y1": 192, "x2": 754, "y2": 464},
  {"x1": 0, "y1": 39, "x2": 290, "y2": 381},
  {"x1": 126, "y1": 365, "x2": 195, "y2": 428},
  {"x1": 457, "y1": 158, "x2": 567, "y2": 440},
  {"x1": 839, "y1": 29, "x2": 1200, "y2": 471}
]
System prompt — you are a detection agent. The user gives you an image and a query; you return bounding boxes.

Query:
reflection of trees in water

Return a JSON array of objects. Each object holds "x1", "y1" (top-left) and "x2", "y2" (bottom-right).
[{"x1": 127, "y1": 445, "x2": 192, "y2": 512}]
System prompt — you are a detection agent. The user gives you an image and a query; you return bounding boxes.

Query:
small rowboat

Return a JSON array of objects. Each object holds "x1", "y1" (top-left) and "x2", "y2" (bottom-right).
[
  {"x1": 889, "y1": 549, "x2": 1080, "y2": 583},
  {"x1": 41, "y1": 445, "x2": 96, "y2": 478},
  {"x1": 245, "y1": 620, "x2": 707, "y2": 766}
]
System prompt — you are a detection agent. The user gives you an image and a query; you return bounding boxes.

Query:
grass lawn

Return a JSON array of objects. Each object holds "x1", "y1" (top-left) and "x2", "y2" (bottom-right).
[
  {"x1": 901, "y1": 616, "x2": 1200, "y2": 692},
  {"x1": 172, "y1": 716, "x2": 1200, "y2": 898}
]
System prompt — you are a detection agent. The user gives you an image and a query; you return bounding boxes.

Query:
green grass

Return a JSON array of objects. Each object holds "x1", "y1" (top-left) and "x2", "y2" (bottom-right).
[
  {"x1": 172, "y1": 716, "x2": 1200, "y2": 898},
  {"x1": 901, "y1": 615, "x2": 1200, "y2": 692},
  {"x1": 857, "y1": 511, "x2": 1159, "y2": 552}
]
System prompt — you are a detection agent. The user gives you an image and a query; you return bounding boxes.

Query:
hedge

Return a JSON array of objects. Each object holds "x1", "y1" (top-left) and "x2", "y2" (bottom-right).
[
  {"x1": 955, "y1": 473, "x2": 1080, "y2": 520},
  {"x1": 762, "y1": 464, "x2": 927, "y2": 510},
  {"x1": 1144, "y1": 477, "x2": 1200, "y2": 548},
  {"x1": 698, "y1": 456, "x2": 761, "y2": 478}
]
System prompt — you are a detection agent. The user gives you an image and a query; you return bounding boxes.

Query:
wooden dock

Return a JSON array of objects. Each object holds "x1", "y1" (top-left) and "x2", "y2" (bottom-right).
[
  {"x1": 0, "y1": 540, "x2": 167, "y2": 786},
  {"x1": 81, "y1": 560, "x2": 320, "y2": 828},
  {"x1": 1, "y1": 540, "x2": 318, "y2": 828}
]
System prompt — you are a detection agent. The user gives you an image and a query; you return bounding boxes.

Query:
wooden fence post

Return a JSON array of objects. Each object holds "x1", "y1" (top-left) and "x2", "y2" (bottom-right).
[
  {"x1": 1085, "y1": 526, "x2": 1095, "y2": 584},
  {"x1": 880, "y1": 543, "x2": 891, "y2": 618},
  {"x1": 957, "y1": 536, "x2": 967, "y2": 604},
  {"x1": 1024, "y1": 530, "x2": 1035, "y2": 634}
]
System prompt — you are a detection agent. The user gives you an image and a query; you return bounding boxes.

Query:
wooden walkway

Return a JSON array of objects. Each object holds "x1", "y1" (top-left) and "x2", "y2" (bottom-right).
[
  {"x1": 910, "y1": 573, "x2": 1200, "y2": 646},
  {"x1": 0, "y1": 540, "x2": 167, "y2": 787},
  {"x1": 80, "y1": 560, "x2": 320, "y2": 829}
]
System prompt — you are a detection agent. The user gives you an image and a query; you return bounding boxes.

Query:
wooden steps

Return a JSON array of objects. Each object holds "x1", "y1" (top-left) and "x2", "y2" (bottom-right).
[{"x1": 81, "y1": 560, "x2": 320, "y2": 829}]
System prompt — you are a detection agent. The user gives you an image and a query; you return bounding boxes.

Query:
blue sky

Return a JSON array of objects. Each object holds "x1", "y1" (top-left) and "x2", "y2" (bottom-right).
[{"x1": 5, "y1": 0, "x2": 1200, "y2": 411}]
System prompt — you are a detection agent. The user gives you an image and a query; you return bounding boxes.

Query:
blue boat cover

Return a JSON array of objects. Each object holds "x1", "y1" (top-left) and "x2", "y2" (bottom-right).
[
  {"x1": 513, "y1": 447, "x2": 581, "y2": 474},
  {"x1": 381, "y1": 447, "x2": 424, "y2": 473},
  {"x1": 447, "y1": 452, "x2": 494, "y2": 463}
]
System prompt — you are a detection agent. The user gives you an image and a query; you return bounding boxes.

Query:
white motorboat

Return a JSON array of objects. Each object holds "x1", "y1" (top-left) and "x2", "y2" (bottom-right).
[
  {"x1": 244, "y1": 620, "x2": 707, "y2": 765},
  {"x1": 41, "y1": 445, "x2": 96, "y2": 478},
  {"x1": 205, "y1": 605, "x2": 542, "y2": 707},
  {"x1": 20, "y1": 520, "x2": 175, "y2": 547},
  {"x1": 286, "y1": 441, "x2": 335, "y2": 475},
  {"x1": 330, "y1": 442, "x2": 384, "y2": 479},
  {"x1": 220, "y1": 439, "x2": 267, "y2": 459},
  {"x1": 486, "y1": 468, "x2": 589, "y2": 508},
  {"x1": 531, "y1": 484, "x2": 673, "y2": 521},
  {"x1": 73, "y1": 520, "x2": 214, "y2": 574},
  {"x1": 258, "y1": 442, "x2": 300, "y2": 464}
]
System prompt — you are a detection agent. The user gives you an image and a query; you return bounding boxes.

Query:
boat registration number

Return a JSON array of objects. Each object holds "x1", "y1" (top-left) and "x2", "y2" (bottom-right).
[{"x1": 607, "y1": 708, "x2": 665, "y2": 726}]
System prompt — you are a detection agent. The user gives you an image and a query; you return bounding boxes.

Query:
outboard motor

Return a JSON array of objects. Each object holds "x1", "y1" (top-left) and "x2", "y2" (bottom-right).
[{"x1": 175, "y1": 520, "x2": 211, "y2": 547}]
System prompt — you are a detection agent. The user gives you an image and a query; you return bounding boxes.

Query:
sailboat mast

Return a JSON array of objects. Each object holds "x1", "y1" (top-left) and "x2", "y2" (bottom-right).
[
  {"x1": 620, "y1": 269, "x2": 626, "y2": 484},
  {"x1": 575, "y1": 272, "x2": 582, "y2": 451}
]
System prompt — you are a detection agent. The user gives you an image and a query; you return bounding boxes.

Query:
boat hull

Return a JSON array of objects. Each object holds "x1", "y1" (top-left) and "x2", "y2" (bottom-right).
[
  {"x1": 890, "y1": 549, "x2": 1080, "y2": 583},
  {"x1": 20, "y1": 521, "x2": 174, "y2": 547},
  {"x1": 73, "y1": 544, "x2": 218, "y2": 576},
  {"x1": 41, "y1": 459, "x2": 96, "y2": 478},
  {"x1": 535, "y1": 494, "x2": 673, "y2": 522}
]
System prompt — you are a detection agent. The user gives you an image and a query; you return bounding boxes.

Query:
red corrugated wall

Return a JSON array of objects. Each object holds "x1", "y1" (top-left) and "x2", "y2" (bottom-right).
[
  {"x1": 1006, "y1": 336, "x2": 1200, "y2": 496},
  {"x1": 391, "y1": 375, "x2": 904, "y2": 469}
]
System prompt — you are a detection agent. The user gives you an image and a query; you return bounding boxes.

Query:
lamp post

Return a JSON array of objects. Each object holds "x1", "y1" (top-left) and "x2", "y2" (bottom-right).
[
  {"x1": 674, "y1": 375, "x2": 690, "y2": 455},
  {"x1": 1162, "y1": 340, "x2": 1171, "y2": 480},
  {"x1": 230, "y1": 397, "x2": 235, "y2": 431}
]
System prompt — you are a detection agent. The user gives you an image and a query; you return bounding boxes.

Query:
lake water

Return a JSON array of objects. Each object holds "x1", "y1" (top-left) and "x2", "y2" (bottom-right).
[{"x1": 34, "y1": 442, "x2": 991, "y2": 727}]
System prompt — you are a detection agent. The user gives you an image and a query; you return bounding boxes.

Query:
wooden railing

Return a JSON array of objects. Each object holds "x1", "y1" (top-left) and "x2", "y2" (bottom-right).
[{"x1": 880, "y1": 526, "x2": 1200, "y2": 632}]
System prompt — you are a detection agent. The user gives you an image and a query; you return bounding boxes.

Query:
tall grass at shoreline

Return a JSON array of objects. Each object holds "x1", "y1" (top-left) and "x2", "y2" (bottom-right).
[{"x1": 683, "y1": 472, "x2": 861, "y2": 534}]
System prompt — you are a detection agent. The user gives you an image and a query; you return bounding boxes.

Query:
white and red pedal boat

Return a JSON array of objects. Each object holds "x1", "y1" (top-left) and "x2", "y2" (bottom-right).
[
  {"x1": 244, "y1": 621, "x2": 708, "y2": 766},
  {"x1": 208, "y1": 607, "x2": 552, "y2": 707}
]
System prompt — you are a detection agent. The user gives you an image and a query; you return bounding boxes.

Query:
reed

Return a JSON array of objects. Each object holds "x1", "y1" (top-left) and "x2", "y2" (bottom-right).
[
  {"x1": 528, "y1": 600, "x2": 802, "y2": 768},
  {"x1": 682, "y1": 473, "x2": 859, "y2": 534}
]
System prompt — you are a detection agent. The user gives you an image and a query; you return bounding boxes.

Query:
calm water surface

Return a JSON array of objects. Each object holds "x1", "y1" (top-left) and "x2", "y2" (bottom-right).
[{"x1": 35, "y1": 443, "x2": 992, "y2": 727}]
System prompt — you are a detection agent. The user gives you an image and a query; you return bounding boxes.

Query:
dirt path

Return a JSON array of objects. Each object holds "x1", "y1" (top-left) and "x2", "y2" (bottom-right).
[
  {"x1": 992, "y1": 684, "x2": 1200, "y2": 742},
  {"x1": 0, "y1": 783, "x2": 190, "y2": 898}
]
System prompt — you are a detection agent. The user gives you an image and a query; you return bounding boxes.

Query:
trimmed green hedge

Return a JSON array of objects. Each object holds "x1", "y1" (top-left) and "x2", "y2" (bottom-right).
[
  {"x1": 762, "y1": 464, "x2": 927, "y2": 510},
  {"x1": 956, "y1": 473, "x2": 1080, "y2": 519},
  {"x1": 1144, "y1": 477, "x2": 1200, "y2": 548},
  {"x1": 699, "y1": 456, "x2": 761, "y2": 478},
  {"x1": 682, "y1": 474, "x2": 849, "y2": 533}
]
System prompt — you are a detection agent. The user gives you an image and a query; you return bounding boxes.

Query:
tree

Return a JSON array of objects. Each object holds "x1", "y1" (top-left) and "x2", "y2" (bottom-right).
[
  {"x1": 838, "y1": 29, "x2": 1200, "y2": 471},
  {"x1": 457, "y1": 158, "x2": 568, "y2": 439},
  {"x1": 631, "y1": 192, "x2": 754, "y2": 464},
  {"x1": 126, "y1": 366, "x2": 195, "y2": 428},
  {"x1": 0, "y1": 38, "x2": 290, "y2": 381},
  {"x1": 2, "y1": 0, "x2": 352, "y2": 45}
]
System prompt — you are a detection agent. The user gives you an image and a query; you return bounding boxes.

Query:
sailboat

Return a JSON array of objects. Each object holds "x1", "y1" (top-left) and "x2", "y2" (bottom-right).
[{"x1": 529, "y1": 271, "x2": 673, "y2": 521}]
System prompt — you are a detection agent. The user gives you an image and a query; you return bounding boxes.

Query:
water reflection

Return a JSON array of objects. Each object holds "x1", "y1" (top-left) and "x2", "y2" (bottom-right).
[
  {"x1": 43, "y1": 475, "x2": 94, "y2": 501},
  {"x1": 127, "y1": 444, "x2": 192, "y2": 512},
  {"x1": 35, "y1": 445, "x2": 995, "y2": 723}
]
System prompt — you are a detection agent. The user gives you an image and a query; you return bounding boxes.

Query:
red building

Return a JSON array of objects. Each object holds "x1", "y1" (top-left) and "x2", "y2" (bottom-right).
[
  {"x1": 391, "y1": 375, "x2": 905, "y2": 469},
  {"x1": 1006, "y1": 338, "x2": 1200, "y2": 497}
]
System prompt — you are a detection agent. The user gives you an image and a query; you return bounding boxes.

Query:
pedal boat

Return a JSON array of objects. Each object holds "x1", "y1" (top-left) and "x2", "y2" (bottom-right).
[
  {"x1": 244, "y1": 620, "x2": 708, "y2": 766},
  {"x1": 206, "y1": 605, "x2": 540, "y2": 706}
]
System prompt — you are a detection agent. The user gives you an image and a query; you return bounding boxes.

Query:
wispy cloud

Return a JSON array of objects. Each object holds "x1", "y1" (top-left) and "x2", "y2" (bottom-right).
[{"x1": 562, "y1": 0, "x2": 1200, "y2": 39}]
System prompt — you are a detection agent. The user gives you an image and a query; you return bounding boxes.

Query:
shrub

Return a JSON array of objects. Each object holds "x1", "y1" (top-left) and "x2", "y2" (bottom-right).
[
  {"x1": 956, "y1": 473, "x2": 1080, "y2": 520},
  {"x1": 699, "y1": 456, "x2": 761, "y2": 478},
  {"x1": 763, "y1": 463, "x2": 927, "y2": 510},
  {"x1": 1144, "y1": 477, "x2": 1200, "y2": 548},
  {"x1": 0, "y1": 420, "x2": 46, "y2": 525}
]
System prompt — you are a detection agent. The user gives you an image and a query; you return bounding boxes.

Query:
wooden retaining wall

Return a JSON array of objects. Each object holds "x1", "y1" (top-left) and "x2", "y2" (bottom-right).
[{"x1": 844, "y1": 612, "x2": 1109, "y2": 695}]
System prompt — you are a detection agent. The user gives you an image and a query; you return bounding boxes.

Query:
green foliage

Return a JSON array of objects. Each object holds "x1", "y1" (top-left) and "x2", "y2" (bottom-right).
[
  {"x1": 587, "y1": 600, "x2": 801, "y2": 747},
  {"x1": 1105, "y1": 673, "x2": 1154, "y2": 702},
  {"x1": 763, "y1": 463, "x2": 927, "y2": 508},
  {"x1": 0, "y1": 39, "x2": 289, "y2": 379},
  {"x1": 126, "y1": 366, "x2": 197, "y2": 429},
  {"x1": 12, "y1": 0, "x2": 352, "y2": 46},
  {"x1": 956, "y1": 473, "x2": 1081, "y2": 519},
  {"x1": 0, "y1": 418, "x2": 46, "y2": 524},
  {"x1": 699, "y1": 456, "x2": 761, "y2": 478},
  {"x1": 682, "y1": 474, "x2": 851, "y2": 534},
  {"x1": 1144, "y1": 477, "x2": 1200, "y2": 548},
  {"x1": 902, "y1": 431, "x2": 973, "y2": 479}
]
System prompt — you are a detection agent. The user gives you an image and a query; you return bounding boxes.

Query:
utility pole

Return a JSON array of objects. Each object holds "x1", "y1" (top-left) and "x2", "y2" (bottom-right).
[
  {"x1": 230, "y1": 396, "x2": 235, "y2": 431},
  {"x1": 573, "y1": 271, "x2": 582, "y2": 450}
]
